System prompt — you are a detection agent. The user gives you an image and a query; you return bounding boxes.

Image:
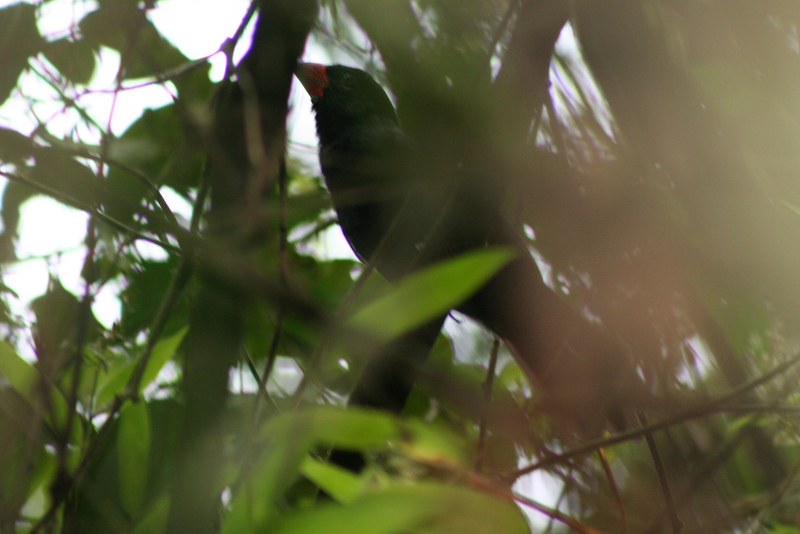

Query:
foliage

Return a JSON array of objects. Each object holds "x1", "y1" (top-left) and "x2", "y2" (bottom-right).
[{"x1": 0, "y1": 0, "x2": 799, "y2": 533}]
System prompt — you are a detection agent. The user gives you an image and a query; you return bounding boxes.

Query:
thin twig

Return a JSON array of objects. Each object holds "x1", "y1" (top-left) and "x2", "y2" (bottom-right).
[
  {"x1": 0, "y1": 169, "x2": 180, "y2": 253},
  {"x1": 475, "y1": 336, "x2": 501, "y2": 472},
  {"x1": 479, "y1": 0, "x2": 521, "y2": 79},
  {"x1": 514, "y1": 491, "x2": 609, "y2": 534},
  {"x1": 597, "y1": 446, "x2": 626, "y2": 533},
  {"x1": 639, "y1": 412, "x2": 681, "y2": 534},
  {"x1": 254, "y1": 161, "x2": 290, "y2": 412},
  {"x1": 506, "y1": 351, "x2": 800, "y2": 482}
]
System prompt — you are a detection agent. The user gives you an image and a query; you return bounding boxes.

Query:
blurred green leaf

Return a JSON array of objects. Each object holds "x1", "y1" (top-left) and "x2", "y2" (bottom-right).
[
  {"x1": 131, "y1": 494, "x2": 169, "y2": 534},
  {"x1": 0, "y1": 3, "x2": 42, "y2": 105},
  {"x1": 28, "y1": 147, "x2": 106, "y2": 207},
  {"x1": 0, "y1": 339, "x2": 35, "y2": 394},
  {"x1": 118, "y1": 401, "x2": 152, "y2": 516},
  {"x1": 771, "y1": 525, "x2": 800, "y2": 534},
  {"x1": 0, "y1": 127, "x2": 34, "y2": 165},
  {"x1": 104, "y1": 105, "x2": 203, "y2": 223},
  {"x1": 120, "y1": 256, "x2": 187, "y2": 336},
  {"x1": 140, "y1": 327, "x2": 186, "y2": 388},
  {"x1": 300, "y1": 457, "x2": 363, "y2": 504},
  {"x1": 0, "y1": 339, "x2": 83, "y2": 447},
  {"x1": 349, "y1": 247, "x2": 516, "y2": 340},
  {"x1": 70, "y1": 399, "x2": 180, "y2": 533},
  {"x1": 96, "y1": 327, "x2": 187, "y2": 407},
  {"x1": 79, "y1": 3, "x2": 187, "y2": 79},
  {"x1": 43, "y1": 38, "x2": 97, "y2": 85},
  {"x1": 273, "y1": 481, "x2": 529, "y2": 534},
  {"x1": 224, "y1": 407, "x2": 402, "y2": 533},
  {"x1": 31, "y1": 279, "x2": 102, "y2": 377},
  {"x1": 0, "y1": 388, "x2": 39, "y2": 520},
  {"x1": 399, "y1": 419, "x2": 467, "y2": 467}
]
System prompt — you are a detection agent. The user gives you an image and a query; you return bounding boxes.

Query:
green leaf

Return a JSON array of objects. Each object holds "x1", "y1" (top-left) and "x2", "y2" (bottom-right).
[
  {"x1": 0, "y1": 3, "x2": 43, "y2": 105},
  {"x1": 118, "y1": 401, "x2": 152, "y2": 516},
  {"x1": 69, "y1": 399, "x2": 179, "y2": 533},
  {"x1": 0, "y1": 163, "x2": 37, "y2": 262},
  {"x1": 0, "y1": 339, "x2": 35, "y2": 394},
  {"x1": 140, "y1": 327, "x2": 187, "y2": 389},
  {"x1": 119, "y1": 256, "x2": 186, "y2": 336},
  {"x1": 28, "y1": 147, "x2": 106, "y2": 207},
  {"x1": 80, "y1": 4, "x2": 188, "y2": 79},
  {"x1": 31, "y1": 279, "x2": 103, "y2": 381},
  {"x1": 399, "y1": 419, "x2": 466, "y2": 467},
  {"x1": 43, "y1": 38, "x2": 97, "y2": 85},
  {"x1": 273, "y1": 481, "x2": 529, "y2": 534},
  {"x1": 131, "y1": 493, "x2": 169, "y2": 534},
  {"x1": 300, "y1": 456, "x2": 363, "y2": 504},
  {"x1": 0, "y1": 389, "x2": 43, "y2": 516},
  {"x1": 0, "y1": 339, "x2": 83, "y2": 446},
  {"x1": 95, "y1": 327, "x2": 187, "y2": 407},
  {"x1": 224, "y1": 407, "x2": 402, "y2": 534},
  {"x1": 349, "y1": 247, "x2": 516, "y2": 340},
  {"x1": 771, "y1": 524, "x2": 800, "y2": 534},
  {"x1": 0, "y1": 127, "x2": 35, "y2": 165},
  {"x1": 104, "y1": 105, "x2": 204, "y2": 224}
]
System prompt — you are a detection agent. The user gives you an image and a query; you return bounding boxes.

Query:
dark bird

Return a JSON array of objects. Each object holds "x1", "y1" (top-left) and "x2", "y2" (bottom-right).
[{"x1": 296, "y1": 63, "x2": 635, "y2": 433}]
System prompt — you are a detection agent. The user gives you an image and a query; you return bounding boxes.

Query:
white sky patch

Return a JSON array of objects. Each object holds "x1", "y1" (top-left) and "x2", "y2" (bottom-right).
[
  {"x1": 550, "y1": 23, "x2": 616, "y2": 147},
  {"x1": 513, "y1": 468, "x2": 570, "y2": 531},
  {"x1": 5, "y1": 198, "x2": 86, "y2": 312},
  {"x1": 149, "y1": 0, "x2": 253, "y2": 81}
]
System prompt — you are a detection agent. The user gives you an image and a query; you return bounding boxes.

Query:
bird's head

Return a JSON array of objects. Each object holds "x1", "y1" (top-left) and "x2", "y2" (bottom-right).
[{"x1": 295, "y1": 63, "x2": 399, "y2": 145}]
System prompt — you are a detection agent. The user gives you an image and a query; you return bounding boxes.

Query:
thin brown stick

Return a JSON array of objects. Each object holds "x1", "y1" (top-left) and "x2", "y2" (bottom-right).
[{"x1": 475, "y1": 336, "x2": 501, "y2": 472}]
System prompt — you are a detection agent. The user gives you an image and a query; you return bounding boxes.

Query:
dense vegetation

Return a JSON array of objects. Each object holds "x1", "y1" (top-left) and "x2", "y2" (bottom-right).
[{"x1": 1, "y1": 0, "x2": 800, "y2": 532}]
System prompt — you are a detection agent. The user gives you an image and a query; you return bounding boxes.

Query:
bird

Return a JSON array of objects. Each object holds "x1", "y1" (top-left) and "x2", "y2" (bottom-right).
[{"x1": 295, "y1": 62, "x2": 636, "y2": 434}]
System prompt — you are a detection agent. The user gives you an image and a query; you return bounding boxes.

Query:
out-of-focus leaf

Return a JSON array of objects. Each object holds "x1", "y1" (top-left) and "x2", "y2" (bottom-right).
[
  {"x1": 224, "y1": 407, "x2": 402, "y2": 534},
  {"x1": 70, "y1": 399, "x2": 180, "y2": 533},
  {"x1": 95, "y1": 327, "x2": 187, "y2": 408},
  {"x1": 119, "y1": 256, "x2": 187, "y2": 336},
  {"x1": 28, "y1": 148, "x2": 106, "y2": 207},
  {"x1": 349, "y1": 247, "x2": 516, "y2": 340},
  {"x1": 118, "y1": 401, "x2": 152, "y2": 517},
  {"x1": 0, "y1": 127, "x2": 34, "y2": 165},
  {"x1": 43, "y1": 38, "x2": 97, "y2": 85},
  {"x1": 140, "y1": 327, "x2": 186, "y2": 388},
  {"x1": 104, "y1": 105, "x2": 203, "y2": 223},
  {"x1": 31, "y1": 279, "x2": 102, "y2": 379},
  {"x1": 403, "y1": 332, "x2": 453, "y2": 416},
  {"x1": 273, "y1": 481, "x2": 529, "y2": 534},
  {"x1": 300, "y1": 456, "x2": 363, "y2": 504},
  {"x1": 771, "y1": 524, "x2": 800, "y2": 534},
  {"x1": 131, "y1": 494, "x2": 169, "y2": 534},
  {"x1": 285, "y1": 185, "x2": 332, "y2": 231},
  {"x1": 399, "y1": 419, "x2": 466, "y2": 467},
  {"x1": 0, "y1": 3, "x2": 43, "y2": 105},
  {"x1": 0, "y1": 339, "x2": 35, "y2": 394},
  {"x1": 0, "y1": 340, "x2": 82, "y2": 446},
  {"x1": 0, "y1": 404, "x2": 54, "y2": 528},
  {"x1": 0, "y1": 390, "x2": 38, "y2": 497},
  {"x1": 79, "y1": 4, "x2": 188, "y2": 79},
  {"x1": 476, "y1": 432, "x2": 518, "y2": 474}
]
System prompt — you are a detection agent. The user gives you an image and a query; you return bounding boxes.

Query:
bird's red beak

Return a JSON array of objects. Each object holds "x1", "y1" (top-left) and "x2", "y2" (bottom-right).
[{"x1": 295, "y1": 63, "x2": 328, "y2": 101}]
